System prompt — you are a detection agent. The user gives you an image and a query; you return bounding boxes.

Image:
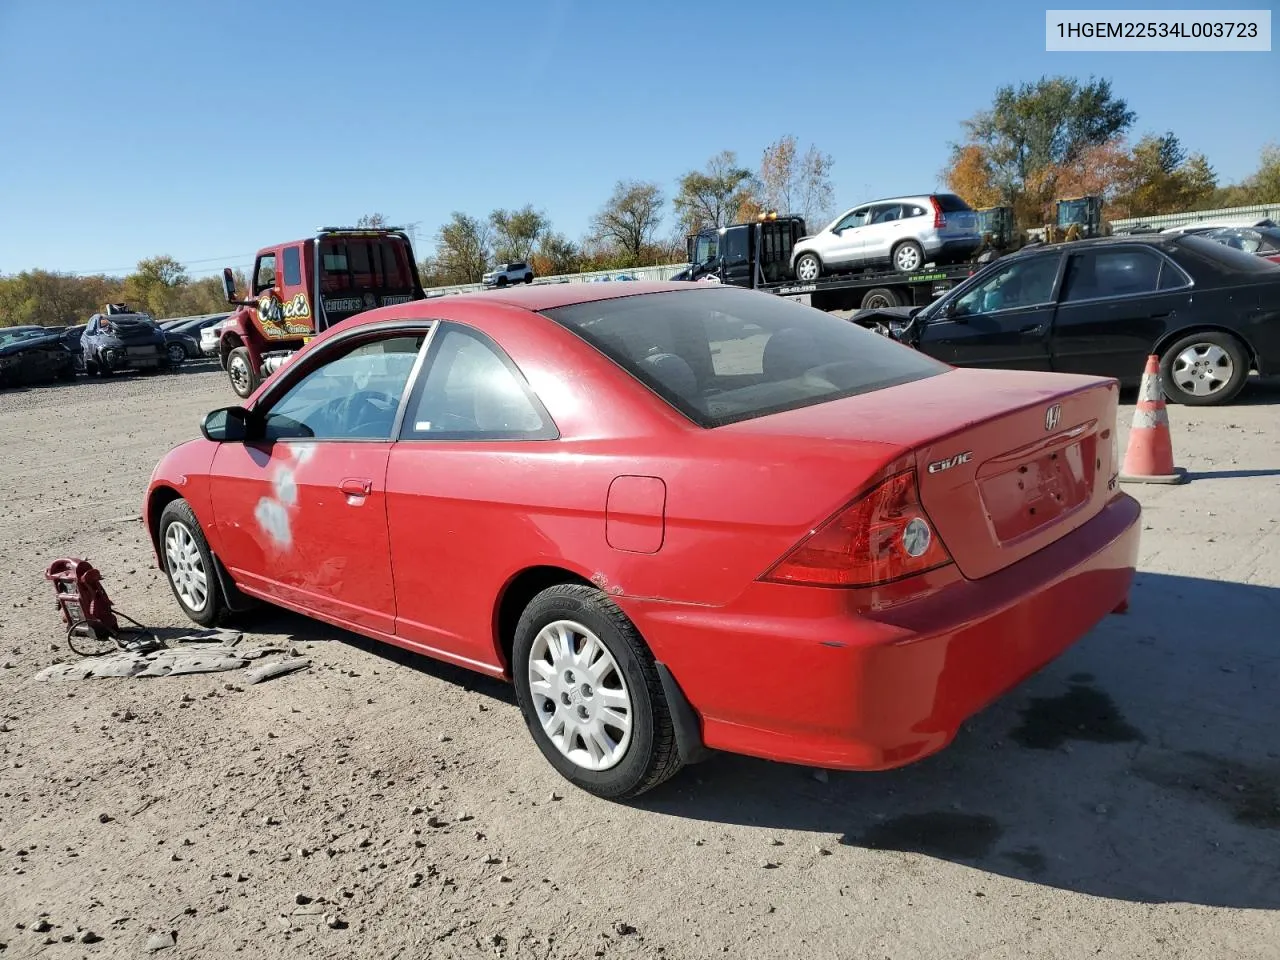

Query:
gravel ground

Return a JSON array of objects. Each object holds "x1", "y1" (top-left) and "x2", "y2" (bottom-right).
[{"x1": 1, "y1": 363, "x2": 1278, "y2": 959}]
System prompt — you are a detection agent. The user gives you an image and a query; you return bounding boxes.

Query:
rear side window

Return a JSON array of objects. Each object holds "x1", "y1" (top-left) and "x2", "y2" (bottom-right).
[
  {"x1": 933, "y1": 193, "x2": 973, "y2": 213},
  {"x1": 320, "y1": 239, "x2": 413, "y2": 293},
  {"x1": 542, "y1": 287, "x2": 948, "y2": 428},
  {"x1": 1062, "y1": 249, "x2": 1163, "y2": 301}
]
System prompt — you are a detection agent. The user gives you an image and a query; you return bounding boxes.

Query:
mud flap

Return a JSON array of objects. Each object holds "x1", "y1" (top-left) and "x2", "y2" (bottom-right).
[
  {"x1": 655, "y1": 662, "x2": 713, "y2": 765},
  {"x1": 212, "y1": 553, "x2": 257, "y2": 613}
]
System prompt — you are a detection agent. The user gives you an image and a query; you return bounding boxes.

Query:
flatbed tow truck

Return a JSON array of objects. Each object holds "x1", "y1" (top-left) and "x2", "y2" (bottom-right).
[{"x1": 671, "y1": 213, "x2": 979, "y2": 312}]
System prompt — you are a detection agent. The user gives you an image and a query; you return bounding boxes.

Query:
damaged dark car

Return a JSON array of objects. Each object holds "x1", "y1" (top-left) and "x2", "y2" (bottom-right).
[
  {"x1": 0, "y1": 327, "x2": 77, "y2": 388},
  {"x1": 80, "y1": 308, "x2": 172, "y2": 376}
]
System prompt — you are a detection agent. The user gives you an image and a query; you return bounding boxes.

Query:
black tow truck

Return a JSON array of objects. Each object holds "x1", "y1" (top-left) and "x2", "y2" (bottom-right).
[{"x1": 670, "y1": 213, "x2": 980, "y2": 313}]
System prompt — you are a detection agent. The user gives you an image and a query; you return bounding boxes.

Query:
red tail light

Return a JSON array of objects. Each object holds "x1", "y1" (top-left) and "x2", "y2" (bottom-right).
[
  {"x1": 761, "y1": 470, "x2": 952, "y2": 588},
  {"x1": 930, "y1": 196, "x2": 946, "y2": 229}
]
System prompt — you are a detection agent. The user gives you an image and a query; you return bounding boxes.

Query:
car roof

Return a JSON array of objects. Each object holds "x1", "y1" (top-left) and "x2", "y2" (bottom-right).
[
  {"x1": 1009, "y1": 235, "x2": 1182, "y2": 259},
  {"x1": 420, "y1": 280, "x2": 707, "y2": 313}
]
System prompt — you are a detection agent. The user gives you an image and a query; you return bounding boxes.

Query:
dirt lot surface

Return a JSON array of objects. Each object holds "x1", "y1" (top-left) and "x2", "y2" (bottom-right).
[{"x1": 2, "y1": 364, "x2": 1279, "y2": 960}]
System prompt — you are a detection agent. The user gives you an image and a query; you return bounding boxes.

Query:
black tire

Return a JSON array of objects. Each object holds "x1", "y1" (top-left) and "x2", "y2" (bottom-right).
[
  {"x1": 1158, "y1": 330, "x2": 1250, "y2": 406},
  {"x1": 524, "y1": 273, "x2": 534, "y2": 284},
  {"x1": 84, "y1": 355, "x2": 100, "y2": 376},
  {"x1": 226, "y1": 346, "x2": 259, "y2": 399},
  {"x1": 892, "y1": 240, "x2": 925, "y2": 273},
  {"x1": 166, "y1": 342, "x2": 187, "y2": 365},
  {"x1": 158, "y1": 498, "x2": 226, "y2": 627},
  {"x1": 793, "y1": 252, "x2": 822, "y2": 282},
  {"x1": 58, "y1": 363, "x2": 76, "y2": 382},
  {"x1": 512, "y1": 585, "x2": 684, "y2": 800},
  {"x1": 861, "y1": 287, "x2": 902, "y2": 309},
  {"x1": 496, "y1": 276, "x2": 508, "y2": 288}
]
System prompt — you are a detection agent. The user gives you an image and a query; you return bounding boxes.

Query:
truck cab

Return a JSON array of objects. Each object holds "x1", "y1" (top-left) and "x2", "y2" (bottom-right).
[
  {"x1": 218, "y1": 227, "x2": 425, "y2": 398},
  {"x1": 678, "y1": 214, "x2": 808, "y2": 288}
]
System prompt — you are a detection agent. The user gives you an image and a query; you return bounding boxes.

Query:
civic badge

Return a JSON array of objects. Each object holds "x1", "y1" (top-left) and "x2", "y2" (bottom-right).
[{"x1": 1045, "y1": 403, "x2": 1062, "y2": 432}]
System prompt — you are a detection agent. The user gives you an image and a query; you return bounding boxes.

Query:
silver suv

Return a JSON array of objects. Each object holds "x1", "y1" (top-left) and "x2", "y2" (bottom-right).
[{"x1": 791, "y1": 193, "x2": 981, "y2": 280}]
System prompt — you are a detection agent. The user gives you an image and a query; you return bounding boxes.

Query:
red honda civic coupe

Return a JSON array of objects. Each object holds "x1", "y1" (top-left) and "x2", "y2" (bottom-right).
[{"x1": 143, "y1": 282, "x2": 1141, "y2": 798}]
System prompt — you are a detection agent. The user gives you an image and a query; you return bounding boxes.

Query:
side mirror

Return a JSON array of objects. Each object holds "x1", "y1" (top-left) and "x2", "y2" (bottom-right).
[
  {"x1": 201, "y1": 405, "x2": 255, "y2": 443},
  {"x1": 221, "y1": 268, "x2": 238, "y2": 304}
]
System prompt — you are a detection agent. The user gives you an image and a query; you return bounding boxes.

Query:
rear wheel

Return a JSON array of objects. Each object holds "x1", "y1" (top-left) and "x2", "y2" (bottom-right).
[
  {"x1": 227, "y1": 346, "x2": 259, "y2": 399},
  {"x1": 794, "y1": 253, "x2": 822, "y2": 282},
  {"x1": 892, "y1": 240, "x2": 924, "y2": 273},
  {"x1": 512, "y1": 585, "x2": 684, "y2": 799},
  {"x1": 159, "y1": 498, "x2": 226, "y2": 627},
  {"x1": 1159, "y1": 331, "x2": 1249, "y2": 406},
  {"x1": 861, "y1": 287, "x2": 901, "y2": 309},
  {"x1": 166, "y1": 342, "x2": 186, "y2": 365}
]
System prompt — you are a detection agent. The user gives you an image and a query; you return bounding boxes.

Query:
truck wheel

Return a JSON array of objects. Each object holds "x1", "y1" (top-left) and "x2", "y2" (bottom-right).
[
  {"x1": 1159, "y1": 331, "x2": 1249, "y2": 406},
  {"x1": 892, "y1": 241, "x2": 924, "y2": 273},
  {"x1": 794, "y1": 253, "x2": 822, "y2": 282},
  {"x1": 861, "y1": 287, "x2": 901, "y2": 309},
  {"x1": 227, "y1": 346, "x2": 260, "y2": 399}
]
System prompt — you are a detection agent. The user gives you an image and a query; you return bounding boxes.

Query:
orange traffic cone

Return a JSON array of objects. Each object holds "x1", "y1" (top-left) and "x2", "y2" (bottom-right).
[{"x1": 1118, "y1": 355, "x2": 1187, "y2": 485}]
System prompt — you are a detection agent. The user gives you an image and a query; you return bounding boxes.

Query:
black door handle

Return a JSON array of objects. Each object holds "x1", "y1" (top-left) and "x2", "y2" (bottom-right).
[
  {"x1": 1019, "y1": 324, "x2": 1043, "y2": 334},
  {"x1": 1148, "y1": 312, "x2": 1172, "y2": 320}
]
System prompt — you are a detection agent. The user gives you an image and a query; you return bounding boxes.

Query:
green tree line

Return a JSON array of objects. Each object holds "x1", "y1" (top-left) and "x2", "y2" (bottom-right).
[{"x1": 942, "y1": 74, "x2": 1279, "y2": 228}]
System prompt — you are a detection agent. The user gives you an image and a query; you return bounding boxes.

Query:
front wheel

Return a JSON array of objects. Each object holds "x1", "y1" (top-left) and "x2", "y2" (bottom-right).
[
  {"x1": 512, "y1": 585, "x2": 684, "y2": 799},
  {"x1": 892, "y1": 240, "x2": 924, "y2": 273},
  {"x1": 226, "y1": 346, "x2": 260, "y2": 399},
  {"x1": 794, "y1": 253, "x2": 822, "y2": 282},
  {"x1": 166, "y1": 342, "x2": 187, "y2": 365},
  {"x1": 1159, "y1": 331, "x2": 1249, "y2": 406},
  {"x1": 158, "y1": 498, "x2": 226, "y2": 627},
  {"x1": 524, "y1": 273, "x2": 534, "y2": 284}
]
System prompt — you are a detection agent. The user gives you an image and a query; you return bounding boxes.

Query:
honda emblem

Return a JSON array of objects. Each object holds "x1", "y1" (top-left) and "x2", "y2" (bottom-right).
[{"x1": 1045, "y1": 404, "x2": 1062, "y2": 432}]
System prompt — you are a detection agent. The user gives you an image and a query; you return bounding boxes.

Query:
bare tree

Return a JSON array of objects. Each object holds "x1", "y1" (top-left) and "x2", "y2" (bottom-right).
[
  {"x1": 756, "y1": 136, "x2": 836, "y2": 227},
  {"x1": 590, "y1": 180, "x2": 665, "y2": 264},
  {"x1": 356, "y1": 212, "x2": 390, "y2": 228},
  {"x1": 432, "y1": 212, "x2": 492, "y2": 284},
  {"x1": 674, "y1": 151, "x2": 755, "y2": 233},
  {"x1": 489, "y1": 205, "x2": 549, "y2": 263}
]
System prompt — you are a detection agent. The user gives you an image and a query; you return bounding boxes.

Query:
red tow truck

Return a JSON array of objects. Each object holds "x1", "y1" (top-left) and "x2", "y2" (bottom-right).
[{"x1": 217, "y1": 227, "x2": 426, "y2": 398}]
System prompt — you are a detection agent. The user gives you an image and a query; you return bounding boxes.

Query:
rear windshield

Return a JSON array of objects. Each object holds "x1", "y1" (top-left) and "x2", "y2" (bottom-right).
[
  {"x1": 1177, "y1": 234, "x2": 1280, "y2": 274},
  {"x1": 934, "y1": 193, "x2": 973, "y2": 213},
  {"x1": 320, "y1": 239, "x2": 414, "y2": 294},
  {"x1": 541, "y1": 287, "x2": 947, "y2": 428}
]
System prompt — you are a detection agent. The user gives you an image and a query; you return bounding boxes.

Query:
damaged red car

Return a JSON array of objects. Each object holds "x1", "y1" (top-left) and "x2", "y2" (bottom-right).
[{"x1": 143, "y1": 282, "x2": 1141, "y2": 799}]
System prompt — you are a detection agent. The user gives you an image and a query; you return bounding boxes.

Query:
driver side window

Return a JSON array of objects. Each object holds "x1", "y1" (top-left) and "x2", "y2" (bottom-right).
[
  {"x1": 953, "y1": 255, "x2": 1061, "y2": 316},
  {"x1": 254, "y1": 254, "x2": 278, "y2": 294},
  {"x1": 262, "y1": 334, "x2": 424, "y2": 441},
  {"x1": 834, "y1": 208, "x2": 869, "y2": 232}
]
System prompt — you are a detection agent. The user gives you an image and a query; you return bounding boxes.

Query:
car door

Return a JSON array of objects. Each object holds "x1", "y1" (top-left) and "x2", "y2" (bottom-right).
[
  {"x1": 915, "y1": 252, "x2": 1063, "y2": 370},
  {"x1": 1049, "y1": 246, "x2": 1192, "y2": 380},
  {"x1": 206, "y1": 329, "x2": 427, "y2": 635},
  {"x1": 821, "y1": 207, "x2": 871, "y2": 268},
  {"x1": 384, "y1": 322, "x2": 559, "y2": 668},
  {"x1": 861, "y1": 202, "x2": 905, "y2": 265}
]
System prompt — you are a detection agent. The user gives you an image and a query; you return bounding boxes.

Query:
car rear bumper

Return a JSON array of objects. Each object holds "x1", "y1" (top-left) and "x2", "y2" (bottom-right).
[{"x1": 623, "y1": 491, "x2": 1141, "y2": 771}]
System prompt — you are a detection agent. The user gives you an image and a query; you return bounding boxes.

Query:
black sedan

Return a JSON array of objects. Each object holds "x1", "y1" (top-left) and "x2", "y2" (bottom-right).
[
  {"x1": 861, "y1": 234, "x2": 1280, "y2": 405},
  {"x1": 0, "y1": 328, "x2": 76, "y2": 388}
]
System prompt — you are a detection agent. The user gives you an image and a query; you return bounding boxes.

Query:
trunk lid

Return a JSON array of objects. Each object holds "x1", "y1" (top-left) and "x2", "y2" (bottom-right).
[{"x1": 723, "y1": 367, "x2": 1122, "y2": 581}]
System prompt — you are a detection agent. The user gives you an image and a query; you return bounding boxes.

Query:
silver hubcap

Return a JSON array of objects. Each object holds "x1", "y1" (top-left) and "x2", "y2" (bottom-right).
[
  {"x1": 797, "y1": 257, "x2": 819, "y2": 281},
  {"x1": 164, "y1": 521, "x2": 208, "y2": 611},
  {"x1": 896, "y1": 245, "x2": 920, "y2": 270},
  {"x1": 228, "y1": 355, "x2": 251, "y2": 393},
  {"x1": 1173, "y1": 343, "x2": 1233, "y2": 396},
  {"x1": 167, "y1": 344, "x2": 184, "y2": 362},
  {"x1": 527, "y1": 620, "x2": 632, "y2": 771}
]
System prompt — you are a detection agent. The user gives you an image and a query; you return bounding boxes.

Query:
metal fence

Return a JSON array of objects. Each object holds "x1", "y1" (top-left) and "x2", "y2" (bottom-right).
[
  {"x1": 423, "y1": 262, "x2": 691, "y2": 297},
  {"x1": 1110, "y1": 202, "x2": 1280, "y2": 233}
]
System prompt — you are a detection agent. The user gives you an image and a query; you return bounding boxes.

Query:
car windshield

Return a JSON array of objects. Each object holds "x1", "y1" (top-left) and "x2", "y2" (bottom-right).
[
  {"x1": 541, "y1": 287, "x2": 948, "y2": 428},
  {"x1": 1178, "y1": 234, "x2": 1280, "y2": 274}
]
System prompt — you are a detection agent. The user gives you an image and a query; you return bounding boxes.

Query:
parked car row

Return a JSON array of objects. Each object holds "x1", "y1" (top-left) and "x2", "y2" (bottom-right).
[{"x1": 0, "y1": 309, "x2": 228, "y2": 390}]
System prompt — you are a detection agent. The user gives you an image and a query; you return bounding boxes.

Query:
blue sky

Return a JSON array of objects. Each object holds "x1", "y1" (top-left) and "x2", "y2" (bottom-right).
[{"x1": 0, "y1": 0, "x2": 1274, "y2": 277}]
